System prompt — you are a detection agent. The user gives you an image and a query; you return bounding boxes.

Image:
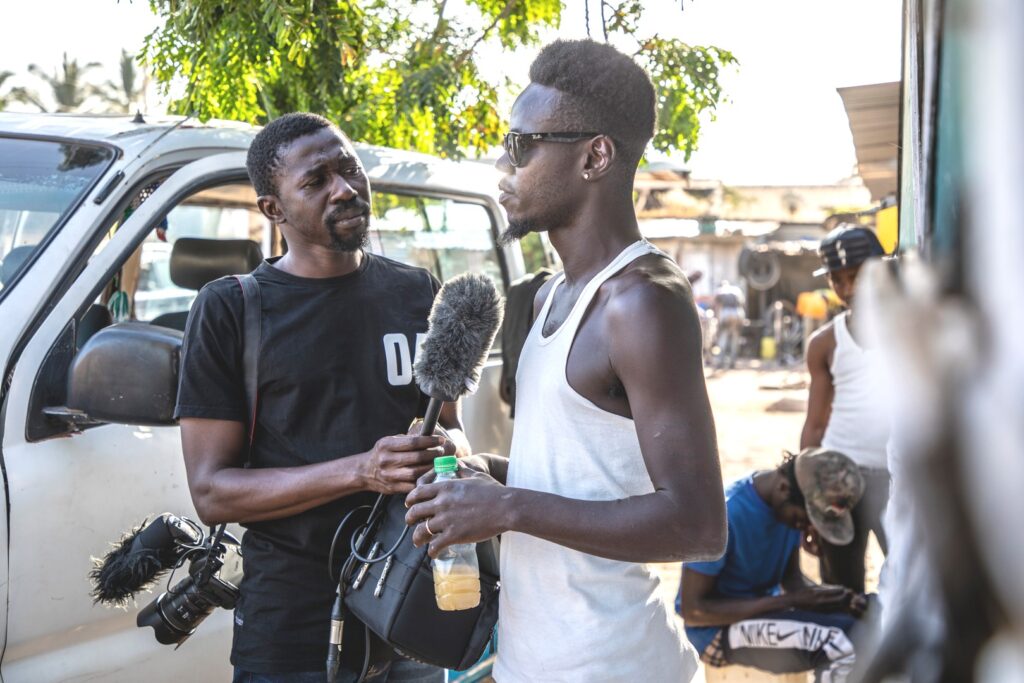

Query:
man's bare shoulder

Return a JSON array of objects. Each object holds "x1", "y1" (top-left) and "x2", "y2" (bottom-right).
[
  {"x1": 806, "y1": 320, "x2": 837, "y2": 367},
  {"x1": 601, "y1": 252, "x2": 695, "y2": 316},
  {"x1": 599, "y1": 253, "x2": 703, "y2": 383},
  {"x1": 807, "y1": 320, "x2": 837, "y2": 351}
]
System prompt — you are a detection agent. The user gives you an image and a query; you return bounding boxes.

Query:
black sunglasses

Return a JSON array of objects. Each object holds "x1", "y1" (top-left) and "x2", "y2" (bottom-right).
[{"x1": 502, "y1": 131, "x2": 600, "y2": 167}]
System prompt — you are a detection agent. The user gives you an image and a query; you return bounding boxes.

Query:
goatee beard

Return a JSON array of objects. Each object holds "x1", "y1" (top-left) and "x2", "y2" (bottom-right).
[
  {"x1": 326, "y1": 198, "x2": 372, "y2": 252},
  {"x1": 499, "y1": 217, "x2": 536, "y2": 246},
  {"x1": 327, "y1": 224, "x2": 369, "y2": 252}
]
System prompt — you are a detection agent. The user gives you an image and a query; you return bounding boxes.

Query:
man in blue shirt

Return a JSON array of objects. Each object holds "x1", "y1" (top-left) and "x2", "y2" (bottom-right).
[{"x1": 678, "y1": 448, "x2": 868, "y2": 682}]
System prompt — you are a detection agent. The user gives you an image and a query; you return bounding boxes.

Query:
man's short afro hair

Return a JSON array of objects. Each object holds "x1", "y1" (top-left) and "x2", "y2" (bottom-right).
[
  {"x1": 529, "y1": 39, "x2": 656, "y2": 163},
  {"x1": 247, "y1": 112, "x2": 336, "y2": 197},
  {"x1": 779, "y1": 451, "x2": 807, "y2": 508}
]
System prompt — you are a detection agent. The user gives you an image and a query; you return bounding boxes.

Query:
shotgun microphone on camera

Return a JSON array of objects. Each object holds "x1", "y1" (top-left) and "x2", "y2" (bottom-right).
[
  {"x1": 413, "y1": 273, "x2": 504, "y2": 434},
  {"x1": 91, "y1": 513, "x2": 243, "y2": 646},
  {"x1": 89, "y1": 513, "x2": 203, "y2": 606}
]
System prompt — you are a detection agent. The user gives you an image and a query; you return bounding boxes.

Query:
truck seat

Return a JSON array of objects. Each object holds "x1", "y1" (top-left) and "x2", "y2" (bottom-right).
[{"x1": 150, "y1": 238, "x2": 263, "y2": 330}]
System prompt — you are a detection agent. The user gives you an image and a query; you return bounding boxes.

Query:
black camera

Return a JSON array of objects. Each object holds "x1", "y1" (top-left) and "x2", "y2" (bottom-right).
[{"x1": 90, "y1": 513, "x2": 243, "y2": 646}]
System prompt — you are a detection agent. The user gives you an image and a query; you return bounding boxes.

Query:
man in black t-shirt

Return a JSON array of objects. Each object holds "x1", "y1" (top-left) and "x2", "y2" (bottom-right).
[{"x1": 175, "y1": 113, "x2": 467, "y2": 682}]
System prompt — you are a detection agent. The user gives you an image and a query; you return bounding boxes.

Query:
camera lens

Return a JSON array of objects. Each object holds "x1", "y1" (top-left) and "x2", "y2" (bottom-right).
[
  {"x1": 164, "y1": 580, "x2": 218, "y2": 630},
  {"x1": 137, "y1": 576, "x2": 216, "y2": 645},
  {"x1": 135, "y1": 538, "x2": 242, "y2": 646}
]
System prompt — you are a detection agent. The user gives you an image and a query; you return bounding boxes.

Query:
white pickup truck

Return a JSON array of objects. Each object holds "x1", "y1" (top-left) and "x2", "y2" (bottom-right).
[{"x1": 0, "y1": 113, "x2": 531, "y2": 681}]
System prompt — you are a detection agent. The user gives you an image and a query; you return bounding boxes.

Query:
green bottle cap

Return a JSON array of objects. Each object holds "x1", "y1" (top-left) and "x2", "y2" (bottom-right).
[{"x1": 434, "y1": 456, "x2": 458, "y2": 474}]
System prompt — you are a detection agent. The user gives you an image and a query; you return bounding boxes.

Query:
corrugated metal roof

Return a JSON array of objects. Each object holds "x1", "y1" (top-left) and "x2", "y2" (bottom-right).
[{"x1": 837, "y1": 81, "x2": 900, "y2": 202}]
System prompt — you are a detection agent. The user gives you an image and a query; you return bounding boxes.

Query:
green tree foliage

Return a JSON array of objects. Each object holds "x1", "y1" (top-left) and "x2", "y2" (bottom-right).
[
  {"x1": 143, "y1": 0, "x2": 735, "y2": 160},
  {"x1": 96, "y1": 50, "x2": 149, "y2": 113},
  {"x1": 639, "y1": 38, "x2": 735, "y2": 160}
]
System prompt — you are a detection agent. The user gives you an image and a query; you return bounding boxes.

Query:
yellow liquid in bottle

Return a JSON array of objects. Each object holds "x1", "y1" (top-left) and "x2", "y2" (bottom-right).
[{"x1": 433, "y1": 562, "x2": 481, "y2": 611}]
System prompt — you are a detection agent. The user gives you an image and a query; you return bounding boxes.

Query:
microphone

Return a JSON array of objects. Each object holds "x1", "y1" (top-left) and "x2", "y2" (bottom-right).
[
  {"x1": 89, "y1": 513, "x2": 202, "y2": 606},
  {"x1": 413, "y1": 273, "x2": 504, "y2": 435}
]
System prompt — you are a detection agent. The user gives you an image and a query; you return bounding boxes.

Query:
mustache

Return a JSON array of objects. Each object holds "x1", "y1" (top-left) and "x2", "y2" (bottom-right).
[{"x1": 326, "y1": 198, "x2": 371, "y2": 223}]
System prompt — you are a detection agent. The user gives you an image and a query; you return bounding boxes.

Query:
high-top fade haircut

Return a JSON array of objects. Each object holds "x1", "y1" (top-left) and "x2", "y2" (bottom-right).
[
  {"x1": 246, "y1": 112, "x2": 335, "y2": 197},
  {"x1": 528, "y1": 39, "x2": 656, "y2": 172}
]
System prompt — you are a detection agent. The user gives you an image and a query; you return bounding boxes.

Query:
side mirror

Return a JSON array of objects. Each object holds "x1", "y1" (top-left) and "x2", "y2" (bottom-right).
[{"x1": 58, "y1": 323, "x2": 183, "y2": 426}]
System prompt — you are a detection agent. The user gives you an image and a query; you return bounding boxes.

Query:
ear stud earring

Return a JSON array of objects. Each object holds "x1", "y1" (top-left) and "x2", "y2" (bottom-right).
[{"x1": 583, "y1": 172, "x2": 591, "y2": 180}]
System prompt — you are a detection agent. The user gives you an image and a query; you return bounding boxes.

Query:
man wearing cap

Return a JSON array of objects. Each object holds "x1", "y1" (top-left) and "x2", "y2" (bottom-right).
[
  {"x1": 678, "y1": 448, "x2": 867, "y2": 681},
  {"x1": 800, "y1": 224, "x2": 890, "y2": 593}
]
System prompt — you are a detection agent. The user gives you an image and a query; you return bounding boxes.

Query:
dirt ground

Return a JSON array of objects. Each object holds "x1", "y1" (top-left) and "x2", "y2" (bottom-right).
[{"x1": 653, "y1": 362, "x2": 884, "y2": 681}]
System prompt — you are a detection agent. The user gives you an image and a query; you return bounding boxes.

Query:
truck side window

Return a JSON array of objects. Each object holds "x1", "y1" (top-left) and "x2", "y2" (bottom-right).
[
  {"x1": 134, "y1": 183, "x2": 271, "y2": 322},
  {"x1": 368, "y1": 192, "x2": 506, "y2": 296}
]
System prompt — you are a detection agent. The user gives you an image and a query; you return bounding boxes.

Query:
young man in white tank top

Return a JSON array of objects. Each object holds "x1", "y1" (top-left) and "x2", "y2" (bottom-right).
[
  {"x1": 405, "y1": 39, "x2": 726, "y2": 682},
  {"x1": 800, "y1": 225, "x2": 890, "y2": 594}
]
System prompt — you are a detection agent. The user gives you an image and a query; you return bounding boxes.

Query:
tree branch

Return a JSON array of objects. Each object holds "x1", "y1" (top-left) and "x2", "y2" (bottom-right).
[
  {"x1": 634, "y1": 33, "x2": 659, "y2": 58},
  {"x1": 430, "y1": 0, "x2": 449, "y2": 42},
  {"x1": 455, "y1": 0, "x2": 518, "y2": 69}
]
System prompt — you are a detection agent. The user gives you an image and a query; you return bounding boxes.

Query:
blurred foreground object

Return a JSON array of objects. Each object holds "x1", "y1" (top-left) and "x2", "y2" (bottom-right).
[{"x1": 859, "y1": 0, "x2": 1024, "y2": 680}]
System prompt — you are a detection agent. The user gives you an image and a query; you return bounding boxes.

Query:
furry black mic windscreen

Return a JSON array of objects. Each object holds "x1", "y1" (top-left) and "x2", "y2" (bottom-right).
[
  {"x1": 414, "y1": 273, "x2": 503, "y2": 402},
  {"x1": 89, "y1": 514, "x2": 197, "y2": 606}
]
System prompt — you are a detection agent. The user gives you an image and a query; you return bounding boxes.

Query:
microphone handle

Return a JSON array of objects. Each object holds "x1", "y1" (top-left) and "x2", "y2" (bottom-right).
[{"x1": 419, "y1": 397, "x2": 444, "y2": 437}]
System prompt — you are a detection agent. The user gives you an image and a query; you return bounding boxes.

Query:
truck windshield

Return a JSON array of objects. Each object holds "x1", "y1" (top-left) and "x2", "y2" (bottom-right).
[{"x1": 0, "y1": 137, "x2": 114, "y2": 301}]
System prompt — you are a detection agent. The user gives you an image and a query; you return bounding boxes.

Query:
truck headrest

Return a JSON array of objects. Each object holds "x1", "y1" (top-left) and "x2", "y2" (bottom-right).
[
  {"x1": 0, "y1": 245, "x2": 35, "y2": 286},
  {"x1": 169, "y1": 238, "x2": 264, "y2": 291}
]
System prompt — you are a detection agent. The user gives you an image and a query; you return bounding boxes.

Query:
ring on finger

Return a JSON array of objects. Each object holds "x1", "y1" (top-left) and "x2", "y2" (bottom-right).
[{"x1": 425, "y1": 519, "x2": 436, "y2": 536}]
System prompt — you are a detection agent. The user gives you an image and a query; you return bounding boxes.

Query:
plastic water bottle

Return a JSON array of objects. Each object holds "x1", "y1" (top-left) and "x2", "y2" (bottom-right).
[{"x1": 431, "y1": 456, "x2": 481, "y2": 611}]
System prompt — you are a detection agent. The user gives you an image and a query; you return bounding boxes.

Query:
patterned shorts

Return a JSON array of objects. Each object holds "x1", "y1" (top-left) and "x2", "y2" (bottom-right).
[{"x1": 701, "y1": 630, "x2": 728, "y2": 668}]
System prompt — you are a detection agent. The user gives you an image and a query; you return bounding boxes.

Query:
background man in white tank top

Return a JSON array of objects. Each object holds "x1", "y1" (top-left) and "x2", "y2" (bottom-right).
[
  {"x1": 800, "y1": 225, "x2": 890, "y2": 593},
  {"x1": 406, "y1": 39, "x2": 727, "y2": 682}
]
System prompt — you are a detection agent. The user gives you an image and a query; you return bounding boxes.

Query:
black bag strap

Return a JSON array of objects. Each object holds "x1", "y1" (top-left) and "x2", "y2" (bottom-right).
[{"x1": 234, "y1": 273, "x2": 261, "y2": 453}]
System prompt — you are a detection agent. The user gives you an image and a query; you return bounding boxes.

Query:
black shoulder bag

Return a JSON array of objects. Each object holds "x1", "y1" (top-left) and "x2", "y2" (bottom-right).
[
  {"x1": 329, "y1": 494, "x2": 500, "y2": 681},
  {"x1": 233, "y1": 274, "x2": 499, "y2": 683}
]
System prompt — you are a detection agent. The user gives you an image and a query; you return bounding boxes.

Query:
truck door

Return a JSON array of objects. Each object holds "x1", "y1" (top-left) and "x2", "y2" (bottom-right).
[{"x1": 0, "y1": 152, "x2": 255, "y2": 682}]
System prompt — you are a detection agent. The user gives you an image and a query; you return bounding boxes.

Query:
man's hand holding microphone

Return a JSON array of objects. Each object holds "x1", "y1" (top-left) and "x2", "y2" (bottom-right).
[{"x1": 357, "y1": 433, "x2": 455, "y2": 495}]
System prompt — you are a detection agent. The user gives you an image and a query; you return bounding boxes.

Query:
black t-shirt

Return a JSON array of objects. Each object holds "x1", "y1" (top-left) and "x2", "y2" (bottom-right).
[{"x1": 174, "y1": 254, "x2": 439, "y2": 673}]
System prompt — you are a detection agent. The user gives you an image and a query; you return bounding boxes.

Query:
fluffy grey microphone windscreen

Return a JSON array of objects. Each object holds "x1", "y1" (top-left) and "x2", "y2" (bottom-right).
[{"x1": 414, "y1": 273, "x2": 504, "y2": 402}]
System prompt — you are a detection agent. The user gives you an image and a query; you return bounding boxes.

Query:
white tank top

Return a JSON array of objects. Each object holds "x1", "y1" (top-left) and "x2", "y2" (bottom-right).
[
  {"x1": 494, "y1": 240, "x2": 699, "y2": 683},
  {"x1": 821, "y1": 312, "x2": 890, "y2": 470}
]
